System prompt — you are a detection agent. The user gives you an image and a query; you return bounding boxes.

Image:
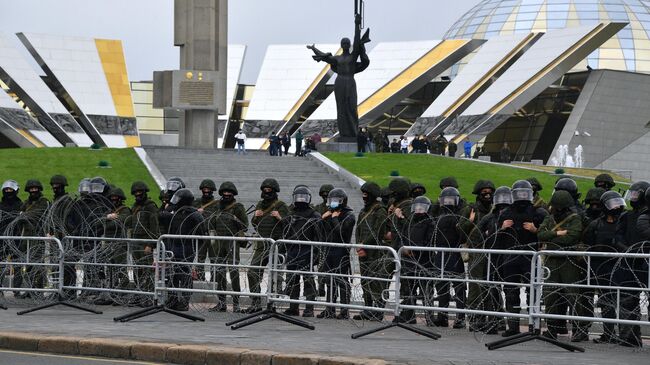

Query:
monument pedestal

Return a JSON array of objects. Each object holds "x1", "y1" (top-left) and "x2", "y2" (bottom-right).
[{"x1": 317, "y1": 142, "x2": 358, "y2": 153}]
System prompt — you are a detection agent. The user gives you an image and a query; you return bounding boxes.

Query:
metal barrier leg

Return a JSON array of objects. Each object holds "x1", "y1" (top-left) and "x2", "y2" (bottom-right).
[
  {"x1": 17, "y1": 294, "x2": 103, "y2": 316},
  {"x1": 351, "y1": 316, "x2": 441, "y2": 340},
  {"x1": 113, "y1": 300, "x2": 204, "y2": 323},
  {"x1": 486, "y1": 328, "x2": 584, "y2": 352},
  {"x1": 228, "y1": 303, "x2": 315, "y2": 330}
]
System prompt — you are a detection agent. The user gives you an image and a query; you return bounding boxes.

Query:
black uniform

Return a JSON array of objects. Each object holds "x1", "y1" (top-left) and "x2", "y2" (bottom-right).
[
  {"x1": 160, "y1": 205, "x2": 206, "y2": 310},
  {"x1": 320, "y1": 206, "x2": 355, "y2": 318},
  {"x1": 282, "y1": 204, "x2": 321, "y2": 315},
  {"x1": 496, "y1": 202, "x2": 547, "y2": 332}
]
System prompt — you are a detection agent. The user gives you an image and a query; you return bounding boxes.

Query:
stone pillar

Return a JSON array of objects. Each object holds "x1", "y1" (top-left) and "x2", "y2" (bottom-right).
[{"x1": 174, "y1": 0, "x2": 227, "y2": 148}]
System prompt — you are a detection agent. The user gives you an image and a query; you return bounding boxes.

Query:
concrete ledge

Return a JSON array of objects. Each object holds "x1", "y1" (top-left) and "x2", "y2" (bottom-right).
[
  {"x1": 79, "y1": 338, "x2": 135, "y2": 359},
  {"x1": 38, "y1": 336, "x2": 82, "y2": 355},
  {"x1": 166, "y1": 344, "x2": 210, "y2": 365},
  {"x1": 0, "y1": 332, "x2": 42, "y2": 351},
  {"x1": 205, "y1": 347, "x2": 243, "y2": 365},
  {"x1": 271, "y1": 353, "x2": 320, "y2": 365},
  {"x1": 241, "y1": 349, "x2": 279, "y2": 365},
  {"x1": 131, "y1": 342, "x2": 177, "y2": 362},
  {"x1": 0, "y1": 332, "x2": 390, "y2": 365}
]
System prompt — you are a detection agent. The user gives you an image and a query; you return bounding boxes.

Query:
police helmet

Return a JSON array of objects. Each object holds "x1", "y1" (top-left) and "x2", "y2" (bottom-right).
[
  {"x1": 494, "y1": 186, "x2": 513, "y2": 206},
  {"x1": 411, "y1": 196, "x2": 431, "y2": 214},
  {"x1": 512, "y1": 180, "x2": 534, "y2": 203},
  {"x1": 438, "y1": 187, "x2": 460, "y2": 207},
  {"x1": 170, "y1": 188, "x2": 194, "y2": 207},
  {"x1": 601, "y1": 191, "x2": 626, "y2": 211},
  {"x1": 292, "y1": 186, "x2": 312, "y2": 204}
]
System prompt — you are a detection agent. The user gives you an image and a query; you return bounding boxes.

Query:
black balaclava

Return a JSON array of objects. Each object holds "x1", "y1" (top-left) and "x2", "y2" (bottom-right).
[
  {"x1": 220, "y1": 191, "x2": 235, "y2": 205},
  {"x1": 201, "y1": 188, "x2": 214, "y2": 203},
  {"x1": 134, "y1": 191, "x2": 147, "y2": 204},
  {"x1": 52, "y1": 184, "x2": 66, "y2": 199},
  {"x1": 261, "y1": 189, "x2": 277, "y2": 201},
  {"x1": 2, "y1": 189, "x2": 17, "y2": 201},
  {"x1": 28, "y1": 188, "x2": 42, "y2": 202}
]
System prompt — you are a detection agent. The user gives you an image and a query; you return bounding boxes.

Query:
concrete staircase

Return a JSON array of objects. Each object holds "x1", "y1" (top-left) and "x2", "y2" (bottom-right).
[{"x1": 144, "y1": 147, "x2": 364, "y2": 216}]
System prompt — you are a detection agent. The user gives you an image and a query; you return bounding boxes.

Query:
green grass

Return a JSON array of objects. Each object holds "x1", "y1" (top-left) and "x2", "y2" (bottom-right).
[
  {"x1": 0, "y1": 148, "x2": 159, "y2": 206},
  {"x1": 323, "y1": 153, "x2": 625, "y2": 202}
]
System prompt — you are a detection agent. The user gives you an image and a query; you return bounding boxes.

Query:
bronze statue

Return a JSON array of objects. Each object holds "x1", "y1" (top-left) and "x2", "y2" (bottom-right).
[{"x1": 307, "y1": 1, "x2": 370, "y2": 142}]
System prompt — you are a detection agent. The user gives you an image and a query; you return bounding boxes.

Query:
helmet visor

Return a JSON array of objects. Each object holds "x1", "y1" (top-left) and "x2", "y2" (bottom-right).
[
  {"x1": 90, "y1": 182, "x2": 105, "y2": 194},
  {"x1": 604, "y1": 197, "x2": 626, "y2": 211},
  {"x1": 438, "y1": 196, "x2": 459, "y2": 207},
  {"x1": 411, "y1": 202, "x2": 431, "y2": 214},
  {"x1": 79, "y1": 181, "x2": 91, "y2": 193},
  {"x1": 2, "y1": 180, "x2": 18, "y2": 191},
  {"x1": 170, "y1": 192, "x2": 181, "y2": 205},
  {"x1": 166, "y1": 180, "x2": 183, "y2": 192},
  {"x1": 293, "y1": 193, "x2": 311, "y2": 204},
  {"x1": 494, "y1": 192, "x2": 513, "y2": 205},
  {"x1": 624, "y1": 189, "x2": 642, "y2": 202},
  {"x1": 512, "y1": 188, "x2": 533, "y2": 202}
]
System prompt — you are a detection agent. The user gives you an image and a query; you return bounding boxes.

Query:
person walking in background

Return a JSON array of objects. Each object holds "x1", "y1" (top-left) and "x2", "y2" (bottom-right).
[
  {"x1": 463, "y1": 138, "x2": 473, "y2": 158},
  {"x1": 269, "y1": 132, "x2": 280, "y2": 156},
  {"x1": 234, "y1": 129, "x2": 247, "y2": 155},
  {"x1": 280, "y1": 132, "x2": 291, "y2": 156},
  {"x1": 400, "y1": 136, "x2": 409, "y2": 154},
  {"x1": 500, "y1": 142, "x2": 511, "y2": 163},
  {"x1": 357, "y1": 127, "x2": 367, "y2": 153},
  {"x1": 448, "y1": 141, "x2": 457, "y2": 157},
  {"x1": 294, "y1": 130, "x2": 303, "y2": 156},
  {"x1": 366, "y1": 128, "x2": 374, "y2": 152}
]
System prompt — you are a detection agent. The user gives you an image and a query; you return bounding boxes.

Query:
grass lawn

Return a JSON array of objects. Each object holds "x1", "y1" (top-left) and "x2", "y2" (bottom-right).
[
  {"x1": 0, "y1": 148, "x2": 159, "y2": 206},
  {"x1": 323, "y1": 153, "x2": 626, "y2": 202}
]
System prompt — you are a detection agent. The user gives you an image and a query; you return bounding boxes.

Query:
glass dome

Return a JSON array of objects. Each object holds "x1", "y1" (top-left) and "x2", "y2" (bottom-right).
[{"x1": 444, "y1": 0, "x2": 650, "y2": 73}]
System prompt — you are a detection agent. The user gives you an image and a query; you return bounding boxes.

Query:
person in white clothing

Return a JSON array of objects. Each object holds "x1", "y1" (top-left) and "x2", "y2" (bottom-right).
[
  {"x1": 234, "y1": 130, "x2": 247, "y2": 155},
  {"x1": 400, "y1": 136, "x2": 409, "y2": 154}
]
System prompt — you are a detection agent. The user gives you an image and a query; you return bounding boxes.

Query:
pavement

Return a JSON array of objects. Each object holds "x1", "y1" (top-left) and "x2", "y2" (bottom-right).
[{"x1": 0, "y1": 304, "x2": 648, "y2": 365}]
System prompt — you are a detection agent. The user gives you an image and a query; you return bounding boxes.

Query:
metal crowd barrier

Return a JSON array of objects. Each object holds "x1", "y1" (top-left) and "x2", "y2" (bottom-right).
[
  {"x1": 534, "y1": 250, "x2": 650, "y2": 328},
  {"x1": 114, "y1": 234, "x2": 276, "y2": 323},
  {"x1": 3, "y1": 233, "x2": 650, "y2": 353},
  {"x1": 60, "y1": 236, "x2": 160, "y2": 304},
  {"x1": 395, "y1": 246, "x2": 537, "y2": 326},
  {"x1": 0, "y1": 236, "x2": 64, "y2": 308}
]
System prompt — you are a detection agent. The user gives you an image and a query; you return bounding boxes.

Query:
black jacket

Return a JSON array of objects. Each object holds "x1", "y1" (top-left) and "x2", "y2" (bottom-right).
[
  {"x1": 283, "y1": 206, "x2": 321, "y2": 263},
  {"x1": 322, "y1": 206, "x2": 355, "y2": 257},
  {"x1": 163, "y1": 205, "x2": 206, "y2": 260},
  {"x1": 0, "y1": 195, "x2": 22, "y2": 234}
]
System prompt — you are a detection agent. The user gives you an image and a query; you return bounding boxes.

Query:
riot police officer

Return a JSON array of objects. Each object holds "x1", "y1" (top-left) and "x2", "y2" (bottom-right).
[
  {"x1": 247, "y1": 178, "x2": 288, "y2": 313},
  {"x1": 460, "y1": 180, "x2": 495, "y2": 330},
  {"x1": 207, "y1": 181, "x2": 248, "y2": 312},
  {"x1": 282, "y1": 186, "x2": 321, "y2": 317},
  {"x1": 467, "y1": 186, "x2": 513, "y2": 334},
  {"x1": 594, "y1": 174, "x2": 615, "y2": 191},
  {"x1": 315, "y1": 184, "x2": 334, "y2": 215},
  {"x1": 583, "y1": 191, "x2": 627, "y2": 344},
  {"x1": 354, "y1": 182, "x2": 388, "y2": 321},
  {"x1": 496, "y1": 180, "x2": 547, "y2": 336},
  {"x1": 432, "y1": 187, "x2": 466, "y2": 328},
  {"x1": 611, "y1": 181, "x2": 650, "y2": 347},
  {"x1": 161, "y1": 188, "x2": 206, "y2": 311},
  {"x1": 398, "y1": 195, "x2": 435, "y2": 324},
  {"x1": 126, "y1": 181, "x2": 159, "y2": 306},
  {"x1": 538, "y1": 190, "x2": 585, "y2": 341},
  {"x1": 318, "y1": 188, "x2": 355, "y2": 319},
  {"x1": 194, "y1": 179, "x2": 219, "y2": 282},
  {"x1": 527, "y1": 177, "x2": 547, "y2": 211}
]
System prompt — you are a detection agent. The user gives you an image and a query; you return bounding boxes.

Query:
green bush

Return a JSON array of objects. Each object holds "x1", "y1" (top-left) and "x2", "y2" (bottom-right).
[
  {"x1": 98, "y1": 160, "x2": 110, "y2": 167},
  {"x1": 390, "y1": 170, "x2": 400, "y2": 177},
  {"x1": 354, "y1": 152, "x2": 365, "y2": 157},
  {"x1": 554, "y1": 168, "x2": 565, "y2": 175},
  {"x1": 90, "y1": 143, "x2": 102, "y2": 150}
]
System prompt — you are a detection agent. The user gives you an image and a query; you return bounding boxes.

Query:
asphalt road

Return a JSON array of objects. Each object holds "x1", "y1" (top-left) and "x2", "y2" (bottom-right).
[{"x1": 0, "y1": 349, "x2": 166, "y2": 365}]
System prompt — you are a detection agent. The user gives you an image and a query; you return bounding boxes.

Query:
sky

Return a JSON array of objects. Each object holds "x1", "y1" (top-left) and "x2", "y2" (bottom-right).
[{"x1": 0, "y1": 0, "x2": 479, "y2": 84}]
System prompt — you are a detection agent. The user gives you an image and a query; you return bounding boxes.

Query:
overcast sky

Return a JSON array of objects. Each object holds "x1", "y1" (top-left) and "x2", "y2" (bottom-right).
[{"x1": 1, "y1": 0, "x2": 478, "y2": 84}]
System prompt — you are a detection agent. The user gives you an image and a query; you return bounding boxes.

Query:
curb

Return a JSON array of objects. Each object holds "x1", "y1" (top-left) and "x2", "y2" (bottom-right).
[{"x1": 0, "y1": 332, "x2": 389, "y2": 365}]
